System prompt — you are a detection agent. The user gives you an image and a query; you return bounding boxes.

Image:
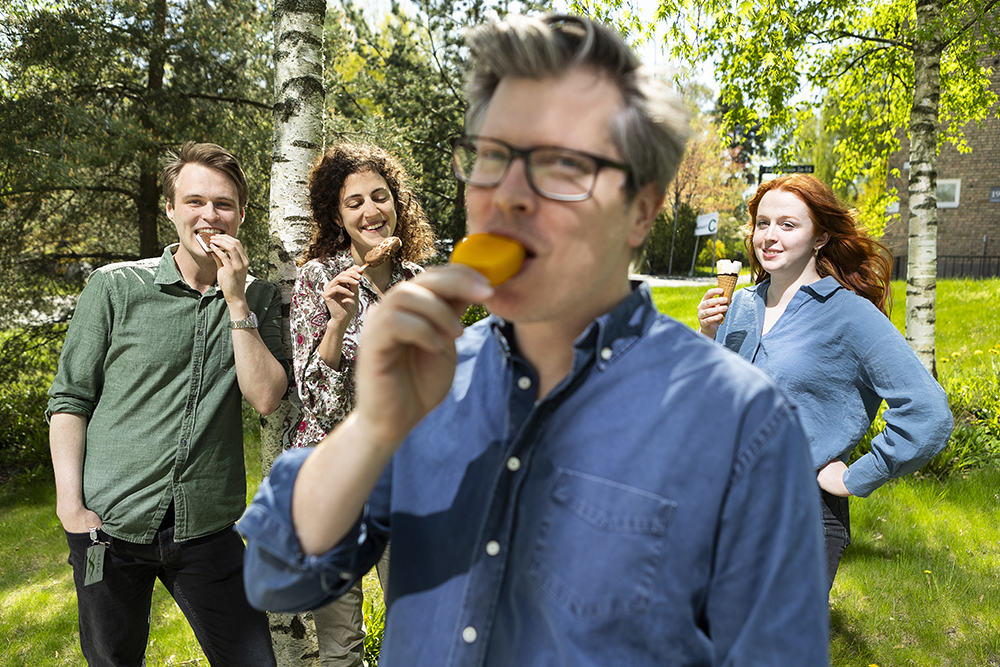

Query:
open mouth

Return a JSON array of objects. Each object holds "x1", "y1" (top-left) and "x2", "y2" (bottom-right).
[
  {"x1": 195, "y1": 228, "x2": 223, "y2": 252},
  {"x1": 361, "y1": 220, "x2": 386, "y2": 233}
]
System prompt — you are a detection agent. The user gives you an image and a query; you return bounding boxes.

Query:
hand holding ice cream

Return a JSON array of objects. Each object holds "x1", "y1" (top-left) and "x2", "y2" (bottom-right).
[{"x1": 697, "y1": 259, "x2": 742, "y2": 339}]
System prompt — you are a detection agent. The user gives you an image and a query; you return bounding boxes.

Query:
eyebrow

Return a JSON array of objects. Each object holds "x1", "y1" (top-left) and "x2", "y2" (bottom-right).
[
  {"x1": 182, "y1": 192, "x2": 237, "y2": 204},
  {"x1": 343, "y1": 188, "x2": 390, "y2": 203}
]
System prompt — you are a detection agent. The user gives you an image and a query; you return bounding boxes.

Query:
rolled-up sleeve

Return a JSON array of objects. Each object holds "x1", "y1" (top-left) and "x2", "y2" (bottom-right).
[
  {"x1": 237, "y1": 447, "x2": 385, "y2": 612},
  {"x1": 47, "y1": 271, "x2": 112, "y2": 420},
  {"x1": 844, "y1": 332, "x2": 953, "y2": 497}
]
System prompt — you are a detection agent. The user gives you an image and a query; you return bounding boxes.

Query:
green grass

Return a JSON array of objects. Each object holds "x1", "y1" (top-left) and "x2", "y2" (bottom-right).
[
  {"x1": 2, "y1": 279, "x2": 998, "y2": 665},
  {"x1": 0, "y1": 432, "x2": 265, "y2": 667},
  {"x1": 829, "y1": 467, "x2": 1000, "y2": 666}
]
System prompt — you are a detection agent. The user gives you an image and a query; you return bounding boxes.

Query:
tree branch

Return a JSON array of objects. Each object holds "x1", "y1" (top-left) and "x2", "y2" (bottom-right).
[
  {"x1": 0, "y1": 185, "x2": 137, "y2": 200},
  {"x1": 943, "y1": 0, "x2": 1000, "y2": 48},
  {"x1": 811, "y1": 28, "x2": 911, "y2": 50},
  {"x1": 182, "y1": 92, "x2": 273, "y2": 111}
]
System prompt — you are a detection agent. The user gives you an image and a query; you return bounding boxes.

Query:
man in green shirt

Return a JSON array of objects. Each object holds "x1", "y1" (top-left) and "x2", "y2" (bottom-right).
[{"x1": 47, "y1": 142, "x2": 287, "y2": 666}]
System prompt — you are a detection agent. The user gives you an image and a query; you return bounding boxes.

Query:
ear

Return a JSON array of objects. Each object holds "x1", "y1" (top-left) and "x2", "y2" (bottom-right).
[
  {"x1": 165, "y1": 199, "x2": 174, "y2": 221},
  {"x1": 626, "y1": 183, "x2": 664, "y2": 248},
  {"x1": 815, "y1": 231, "x2": 830, "y2": 251}
]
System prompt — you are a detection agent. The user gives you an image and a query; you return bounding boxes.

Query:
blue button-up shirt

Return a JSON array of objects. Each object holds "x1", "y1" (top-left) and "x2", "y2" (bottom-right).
[
  {"x1": 715, "y1": 276, "x2": 952, "y2": 498},
  {"x1": 239, "y1": 284, "x2": 829, "y2": 666}
]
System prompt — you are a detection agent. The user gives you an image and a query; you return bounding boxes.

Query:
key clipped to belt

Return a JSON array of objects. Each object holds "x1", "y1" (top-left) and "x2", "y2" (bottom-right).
[{"x1": 84, "y1": 527, "x2": 110, "y2": 586}]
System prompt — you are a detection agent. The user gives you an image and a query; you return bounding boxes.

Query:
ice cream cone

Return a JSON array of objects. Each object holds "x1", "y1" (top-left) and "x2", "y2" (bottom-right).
[
  {"x1": 717, "y1": 272, "x2": 738, "y2": 303},
  {"x1": 715, "y1": 259, "x2": 742, "y2": 323}
]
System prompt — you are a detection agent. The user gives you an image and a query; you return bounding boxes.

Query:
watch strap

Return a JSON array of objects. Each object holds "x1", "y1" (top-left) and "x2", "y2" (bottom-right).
[{"x1": 230, "y1": 312, "x2": 258, "y2": 329}]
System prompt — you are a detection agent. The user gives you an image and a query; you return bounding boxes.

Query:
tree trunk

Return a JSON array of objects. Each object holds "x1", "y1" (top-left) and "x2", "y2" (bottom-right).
[
  {"x1": 139, "y1": 0, "x2": 167, "y2": 258},
  {"x1": 264, "y1": 0, "x2": 327, "y2": 664},
  {"x1": 905, "y1": 0, "x2": 943, "y2": 378}
]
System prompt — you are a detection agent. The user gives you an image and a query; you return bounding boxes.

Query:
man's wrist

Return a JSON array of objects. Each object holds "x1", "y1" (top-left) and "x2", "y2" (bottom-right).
[{"x1": 230, "y1": 312, "x2": 259, "y2": 330}]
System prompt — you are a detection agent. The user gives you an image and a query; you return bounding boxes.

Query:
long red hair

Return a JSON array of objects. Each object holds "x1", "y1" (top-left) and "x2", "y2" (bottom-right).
[{"x1": 745, "y1": 174, "x2": 893, "y2": 316}]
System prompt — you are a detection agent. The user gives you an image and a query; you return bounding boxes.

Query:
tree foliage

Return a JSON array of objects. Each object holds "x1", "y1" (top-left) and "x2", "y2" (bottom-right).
[
  {"x1": 0, "y1": 0, "x2": 275, "y2": 386},
  {"x1": 637, "y1": 0, "x2": 1000, "y2": 372},
  {"x1": 324, "y1": 0, "x2": 550, "y2": 248}
]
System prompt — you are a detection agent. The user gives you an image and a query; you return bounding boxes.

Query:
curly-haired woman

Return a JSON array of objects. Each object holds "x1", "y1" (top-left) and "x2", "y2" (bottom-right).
[
  {"x1": 697, "y1": 174, "x2": 952, "y2": 590},
  {"x1": 287, "y1": 143, "x2": 435, "y2": 666}
]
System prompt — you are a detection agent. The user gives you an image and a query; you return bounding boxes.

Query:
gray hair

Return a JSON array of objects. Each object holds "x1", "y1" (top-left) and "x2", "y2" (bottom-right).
[{"x1": 465, "y1": 14, "x2": 690, "y2": 198}]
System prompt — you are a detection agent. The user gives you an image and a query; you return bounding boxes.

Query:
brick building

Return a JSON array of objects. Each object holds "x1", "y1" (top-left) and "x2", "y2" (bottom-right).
[{"x1": 881, "y1": 56, "x2": 1000, "y2": 278}]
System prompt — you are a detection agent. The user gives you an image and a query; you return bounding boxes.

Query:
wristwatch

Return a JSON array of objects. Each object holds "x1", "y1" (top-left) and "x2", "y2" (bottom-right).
[{"x1": 230, "y1": 312, "x2": 258, "y2": 330}]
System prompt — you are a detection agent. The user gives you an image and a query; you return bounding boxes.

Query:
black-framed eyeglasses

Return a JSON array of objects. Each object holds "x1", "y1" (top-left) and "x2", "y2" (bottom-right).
[{"x1": 449, "y1": 135, "x2": 631, "y2": 202}]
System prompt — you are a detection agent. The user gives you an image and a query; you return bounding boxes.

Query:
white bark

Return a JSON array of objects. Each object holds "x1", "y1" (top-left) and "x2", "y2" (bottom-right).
[
  {"x1": 266, "y1": 1, "x2": 326, "y2": 664},
  {"x1": 905, "y1": 0, "x2": 942, "y2": 378}
]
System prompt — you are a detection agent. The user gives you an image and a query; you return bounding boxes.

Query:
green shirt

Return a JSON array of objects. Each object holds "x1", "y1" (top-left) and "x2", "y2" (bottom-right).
[{"x1": 47, "y1": 245, "x2": 288, "y2": 543}]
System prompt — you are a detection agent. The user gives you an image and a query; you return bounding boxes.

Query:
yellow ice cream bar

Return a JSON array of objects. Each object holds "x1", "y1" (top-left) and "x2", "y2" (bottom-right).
[{"x1": 450, "y1": 234, "x2": 526, "y2": 286}]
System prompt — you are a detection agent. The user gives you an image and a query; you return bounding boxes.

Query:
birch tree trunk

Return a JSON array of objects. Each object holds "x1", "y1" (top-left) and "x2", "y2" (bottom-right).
[
  {"x1": 264, "y1": 0, "x2": 326, "y2": 664},
  {"x1": 905, "y1": 0, "x2": 943, "y2": 377}
]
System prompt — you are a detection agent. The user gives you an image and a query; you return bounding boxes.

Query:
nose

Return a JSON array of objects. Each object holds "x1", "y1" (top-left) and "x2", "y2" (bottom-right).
[
  {"x1": 362, "y1": 198, "x2": 380, "y2": 218},
  {"x1": 491, "y1": 155, "x2": 535, "y2": 214},
  {"x1": 203, "y1": 203, "x2": 219, "y2": 221},
  {"x1": 761, "y1": 222, "x2": 778, "y2": 242}
]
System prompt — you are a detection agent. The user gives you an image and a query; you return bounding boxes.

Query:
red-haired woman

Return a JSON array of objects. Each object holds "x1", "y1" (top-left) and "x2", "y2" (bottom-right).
[
  {"x1": 697, "y1": 174, "x2": 952, "y2": 590},
  {"x1": 285, "y1": 142, "x2": 435, "y2": 666}
]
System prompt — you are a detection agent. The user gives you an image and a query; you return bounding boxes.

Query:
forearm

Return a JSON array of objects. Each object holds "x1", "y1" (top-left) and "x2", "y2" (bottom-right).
[
  {"x1": 293, "y1": 412, "x2": 399, "y2": 555},
  {"x1": 49, "y1": 412, "x2": 101, "y2": 531},
  {"x1": 317, "y1": 319, "x2": 348, "y2": 370},
  {"x1": 232, "y1": 325, "x2": 288, "y2": 414}
]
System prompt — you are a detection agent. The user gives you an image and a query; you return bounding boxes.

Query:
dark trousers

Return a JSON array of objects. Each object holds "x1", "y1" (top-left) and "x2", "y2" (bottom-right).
[
  {"x1": 66, "y1": 516, "x2": 276, "y2": 667},
  {"x1": 820, "y1": 488, "x2": 851, "y2": 591}
]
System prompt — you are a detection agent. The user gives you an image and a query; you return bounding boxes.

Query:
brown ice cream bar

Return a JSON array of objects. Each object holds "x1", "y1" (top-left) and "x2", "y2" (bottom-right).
[
  {"x1": 364, "y1": 236, "x2": 401, "y2": 268},
  {"x1": 196, "y1": 229, "x2": 219, "y2": 251},
  {"x1": 196, "y1": 229, "x2": 224, "y2": 268}
]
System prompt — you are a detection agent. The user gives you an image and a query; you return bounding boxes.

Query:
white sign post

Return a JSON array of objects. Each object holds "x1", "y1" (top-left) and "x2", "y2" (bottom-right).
[{"x1": 690, "y1": 212, "x2": 719, "y2": 276}]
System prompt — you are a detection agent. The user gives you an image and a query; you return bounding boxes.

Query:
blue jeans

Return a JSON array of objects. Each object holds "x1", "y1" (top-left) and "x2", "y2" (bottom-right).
[
  {"x1": 820, "y1": 488, "x2": 851, "y2": 591},
  {"x1": 66, "y1": 516, "x2": 276, "y2": 667}
]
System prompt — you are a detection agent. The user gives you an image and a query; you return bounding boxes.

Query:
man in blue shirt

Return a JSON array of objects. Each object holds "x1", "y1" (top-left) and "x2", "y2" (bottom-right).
[{"x1": 239, "y1": 14, "x2": 830, "y2": 666}]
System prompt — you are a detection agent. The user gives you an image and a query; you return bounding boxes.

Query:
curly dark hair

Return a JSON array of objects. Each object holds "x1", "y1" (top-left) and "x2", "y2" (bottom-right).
[
  {"x1": 299, "y1": 143, "x2": 436, "y2": 266},
  {"x1": 745, "y1": 174, "x2": 893, "y2": 316}
]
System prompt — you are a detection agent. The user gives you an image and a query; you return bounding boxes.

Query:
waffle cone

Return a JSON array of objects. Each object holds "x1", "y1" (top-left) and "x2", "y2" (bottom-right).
[{"x1": 717, "y1": 273, "x2": 738, "y2": 321}]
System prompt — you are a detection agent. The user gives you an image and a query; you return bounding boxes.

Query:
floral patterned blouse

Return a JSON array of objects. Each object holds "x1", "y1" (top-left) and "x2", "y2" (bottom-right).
[{"x1": 284, "y1": 250, "x2": 422, "y2": 449}]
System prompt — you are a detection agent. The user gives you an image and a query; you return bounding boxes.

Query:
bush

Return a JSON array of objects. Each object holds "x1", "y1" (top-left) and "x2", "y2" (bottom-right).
[{"x1": 0, "y1": 381, "x2": 52, "y2": 483}]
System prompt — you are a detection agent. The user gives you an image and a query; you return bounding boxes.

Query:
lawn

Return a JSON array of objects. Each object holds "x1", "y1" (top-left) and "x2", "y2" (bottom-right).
[{"x1": 1, "y1": 278, "x2": 997, "y2": 666}]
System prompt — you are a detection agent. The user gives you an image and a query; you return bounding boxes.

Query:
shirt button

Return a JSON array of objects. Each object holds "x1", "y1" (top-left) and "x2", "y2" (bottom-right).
[
  {"x1": 462, "y1": 626, "x2": 478, "y2": 644},
  {"x1": 339, "y1": 572, "x2": 351, "y2": 581},
  {"x1": 517, "y1": 376, "x2": 532, "y2": 391},
  {"x1": 600, "y1": 346, "x2": 613, "y2": 360},
  {"x1": 485, "y1": 540, "x2": 500, "y2": 556},
  {"x1": 506, "y1": 457, "x2": 521, "y2": 472}
]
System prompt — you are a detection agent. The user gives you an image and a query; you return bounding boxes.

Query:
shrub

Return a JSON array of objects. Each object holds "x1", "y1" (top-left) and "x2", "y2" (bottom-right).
[{"x1": 0, "y1": 381, "x2": 52, "y2": 483}]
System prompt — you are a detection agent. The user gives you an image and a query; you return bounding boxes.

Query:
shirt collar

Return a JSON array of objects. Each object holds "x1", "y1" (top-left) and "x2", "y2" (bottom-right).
[
  {"x1": 489, "y1": 280, "x2": 657, "y2": 371},
  {"x1": 754, "y1": 275, "x2": 844, "y2": 300},
  {"x1": 154, "y1": 243, "x2": 220, "y2": 295},
  {"x1": 154, "y1": 244, "x2": 186, "y2": 287}
]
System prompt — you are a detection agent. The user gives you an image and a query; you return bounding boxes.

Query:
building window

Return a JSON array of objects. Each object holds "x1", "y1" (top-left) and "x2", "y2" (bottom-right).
[{"x1": 937, "y1": 179, "x2": 961, "y2": 209}]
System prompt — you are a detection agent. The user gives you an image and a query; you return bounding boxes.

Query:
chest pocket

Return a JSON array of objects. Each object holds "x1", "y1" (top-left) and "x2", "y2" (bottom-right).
[{"x1": 529, "y1": 468, "x2": 675, "y2": 617}]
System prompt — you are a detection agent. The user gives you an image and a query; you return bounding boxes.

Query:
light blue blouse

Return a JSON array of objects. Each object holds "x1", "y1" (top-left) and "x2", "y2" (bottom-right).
[{"x1": 715, "y1": 276, "x2": 953, "y2": 497}]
